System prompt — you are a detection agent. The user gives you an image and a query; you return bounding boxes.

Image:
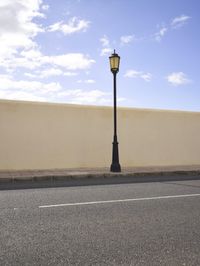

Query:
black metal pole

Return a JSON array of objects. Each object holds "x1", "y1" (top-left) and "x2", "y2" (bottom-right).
[{"x1": 110, "y1": 72, "x2": 121, "y2": 172}]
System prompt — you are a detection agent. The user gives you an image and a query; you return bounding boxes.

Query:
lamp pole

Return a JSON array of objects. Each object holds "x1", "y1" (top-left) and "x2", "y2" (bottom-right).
[{"x1": 110, "y1": 50, "x2": 121, "y2": 172}]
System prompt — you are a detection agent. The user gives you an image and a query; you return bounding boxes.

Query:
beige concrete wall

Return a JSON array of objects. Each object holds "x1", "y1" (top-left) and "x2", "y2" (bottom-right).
[{"x1": 0, "y1": 99, "x2": 200, "y2": 170}]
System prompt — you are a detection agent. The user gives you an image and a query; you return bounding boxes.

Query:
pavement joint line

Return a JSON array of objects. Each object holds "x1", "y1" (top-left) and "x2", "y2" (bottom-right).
[{"x1": 38, "y1": 193, "x2": 200, "y2": 208}]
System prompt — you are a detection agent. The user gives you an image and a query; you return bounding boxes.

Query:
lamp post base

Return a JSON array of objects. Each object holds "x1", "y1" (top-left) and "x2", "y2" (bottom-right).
[
  {"x1": 110, "y1": 136, "x2": 121, "y2": 172},
  {"x1": 110, "y1": 163, "x2": 121, "y2": 172}
]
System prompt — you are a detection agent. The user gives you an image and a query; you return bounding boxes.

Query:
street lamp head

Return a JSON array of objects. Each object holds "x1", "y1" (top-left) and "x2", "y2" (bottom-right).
[{"x1": 109, "y1": 49, "x2": 120, "y2": 74}]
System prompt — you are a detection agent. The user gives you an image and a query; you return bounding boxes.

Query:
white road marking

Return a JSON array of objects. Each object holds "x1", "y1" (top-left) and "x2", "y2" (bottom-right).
[{"x1": 38, "y1": 193, "x2": 200, "y2": 208}]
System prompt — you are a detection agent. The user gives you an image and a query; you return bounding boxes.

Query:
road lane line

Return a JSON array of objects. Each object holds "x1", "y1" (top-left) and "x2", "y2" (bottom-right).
[{"x1": 38, "y1": 193, "x2": 200, "y2": 208}]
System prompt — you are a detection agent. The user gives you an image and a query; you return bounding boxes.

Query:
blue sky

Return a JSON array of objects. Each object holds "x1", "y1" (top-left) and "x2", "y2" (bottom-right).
[{"x1": 0, "y1": 0, "x2": 200, "y2": 111}]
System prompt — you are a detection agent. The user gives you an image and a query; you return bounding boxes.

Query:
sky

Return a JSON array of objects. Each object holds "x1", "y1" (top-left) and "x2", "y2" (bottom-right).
[{"x1": 0, "y1": 0, "x2": 200, "y2": 111}]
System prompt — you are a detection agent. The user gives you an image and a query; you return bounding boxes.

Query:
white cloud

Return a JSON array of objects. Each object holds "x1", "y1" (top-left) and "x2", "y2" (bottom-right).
[
  {"x1": 48, "y1": 17, "x2": 90, "y2": 35},
  {"x1": 154, "y1": 14, "x2": 190, "y2": 42},
  {"x1": 85, "y1": 79, "x2": 96, "y2": 84},
  {"x1": 100, "y1": 35, "x2": 110, "y2": 47},
  {"x1": 166, "y1": 72, "x2": 191, "y2": 86},
  {"x1": 100, "y1": 48, "x2": 113, "y2": 56},
  {"x1": 77, "y1": 79, "x2": 96, "y2": 84},
  {"x1": 0, "y1": 75, "x2": 118, "y2": 106},
  {"x1": 0, "y1": 1, "x2": 95, "y2": 74},
  {"x1": 24, "y1": 72, "x2": 37, "y2": 78},
  {"x1": 100, "y1": 35, "x2": 113, "y2": 56},
  {"x1": 0, "y1": 0, "x2": 44, "y2": 59},
  {"x1": 0, "y1": 1, "x2": 120, "y2": 106},
  {"x1": 171, "y1": 15, "x2": 191, "y2": 29},
  {"x1": 117, "y1": 97, "x2": 126, "y2": 103},
  {"x1": 57, "y1": 89, "x2": 111, "y2": 105},
  {"x1": 39, "y1": 68, "x2": 63, "y2": 78},
  {"x1": 25, "y1": 68, "x2": 78, "y2": 79},
  {"x1": 0, "y1": 90, "x2": 46, "y2": 102},
  {"x1": 120, "y1": 35, "x2": 134, "y2": 45},
  {"x1": 0, "y1": 73, "x2": 12, "y2": 79},
  {"x1": 21, "y1": 49, "x2": 42, "y2": 59},
  {"x1": 44, "y1": 53, "x2": 95, "y2": 70},
  {"x1": 0, "y1": 74, "x2": 63, "y2": 102},
  {"x1": 1, "y1": 51, "x2": 95, "y2": 71},
  {"x1": 0, "y1": 75, "x2": 61, "y2": 93},
  {"x1": 41, "y1": 4, "x2": 49, "y2": 11},
  {"x1": 154, "y1": 26, "x2": 168, "y2": 42},
  {"x1": 124, "y1": 70, "x2": 152, "y2": 82}
]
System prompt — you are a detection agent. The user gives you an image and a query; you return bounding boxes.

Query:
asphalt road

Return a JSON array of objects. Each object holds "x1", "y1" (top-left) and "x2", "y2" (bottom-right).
[{"x1": 0, "y1": 177, "x2": 200, "y2": 265}]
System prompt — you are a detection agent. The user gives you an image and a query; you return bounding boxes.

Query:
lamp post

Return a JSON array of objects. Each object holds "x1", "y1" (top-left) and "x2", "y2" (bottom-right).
[{"x1": 109, "y1": 50, "x2": 121, "y2": 172}]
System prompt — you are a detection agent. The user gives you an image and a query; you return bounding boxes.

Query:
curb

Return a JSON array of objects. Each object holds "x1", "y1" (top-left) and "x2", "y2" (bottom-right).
[{"x1": 1, "y1": 170, "x2": 200, "y2": 188}]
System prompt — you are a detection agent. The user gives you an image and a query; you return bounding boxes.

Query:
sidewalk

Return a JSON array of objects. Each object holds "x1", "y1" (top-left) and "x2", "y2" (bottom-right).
[{"x1": 1, "y1": 165, "x2": 200, "y2": 184}]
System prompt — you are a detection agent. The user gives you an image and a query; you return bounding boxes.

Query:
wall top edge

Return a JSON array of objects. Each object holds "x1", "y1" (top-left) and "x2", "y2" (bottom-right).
[{"x1": 0, "y1": 98, "x2": 200, "y2": 115}]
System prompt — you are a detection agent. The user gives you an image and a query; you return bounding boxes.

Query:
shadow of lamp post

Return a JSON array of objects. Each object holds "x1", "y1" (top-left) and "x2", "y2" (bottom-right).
[{"x1": 109, "y1": 50, "x2": 121, "y2": 172}]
